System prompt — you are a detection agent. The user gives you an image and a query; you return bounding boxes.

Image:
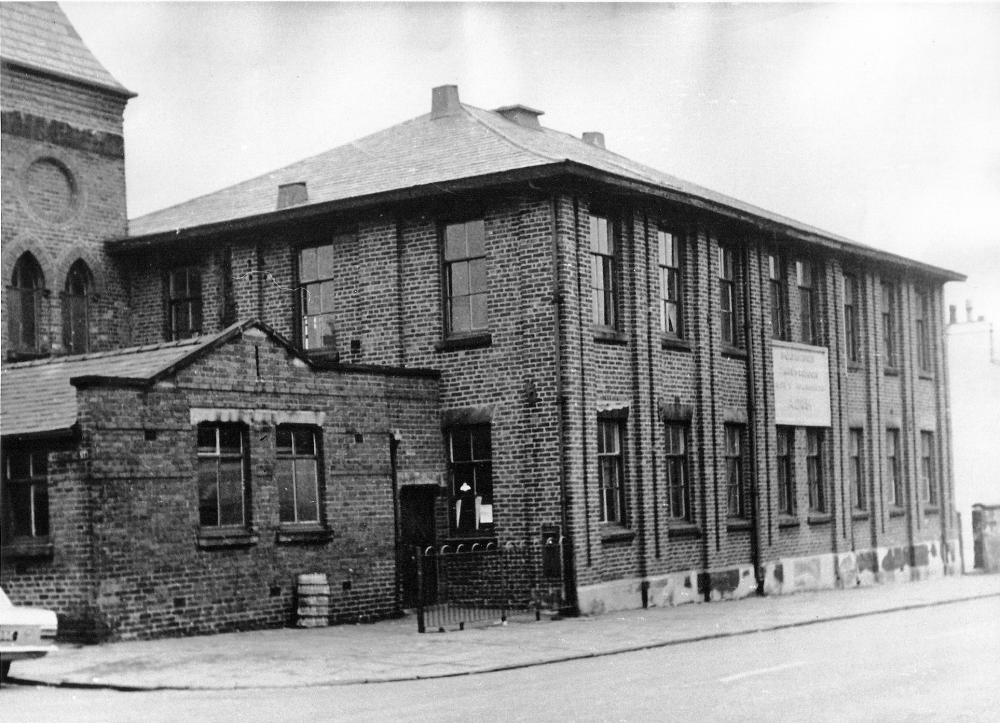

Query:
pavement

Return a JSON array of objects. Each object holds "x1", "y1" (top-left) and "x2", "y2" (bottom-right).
[{"x1": 6, "y1": 573, "x2": 999, "y2": 691}]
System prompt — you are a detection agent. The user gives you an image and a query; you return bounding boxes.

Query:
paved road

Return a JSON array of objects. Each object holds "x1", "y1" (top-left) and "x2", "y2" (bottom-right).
[{"x1": 5, "y1": 597, "x2": 998, "y2": 722}]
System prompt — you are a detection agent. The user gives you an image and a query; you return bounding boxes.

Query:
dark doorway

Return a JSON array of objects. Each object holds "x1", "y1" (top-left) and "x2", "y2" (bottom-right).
[{"x1": 399, "y1": 485, "x2": 437, "y2": 607}]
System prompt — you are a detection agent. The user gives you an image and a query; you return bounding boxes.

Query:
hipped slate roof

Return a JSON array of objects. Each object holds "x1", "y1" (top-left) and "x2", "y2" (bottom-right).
[
  {"x1": 128, "y1": 100, "x2": 833, "y2": 240},
  {"x1": 123, "y1": 88, "x2": 961, "y2": 280},
  {"x1": 0, "y1": 322, "x2": 259, "y2": 438},
  {"x1": 0, "y1": 2, "x2": 132, "y2": 96}
]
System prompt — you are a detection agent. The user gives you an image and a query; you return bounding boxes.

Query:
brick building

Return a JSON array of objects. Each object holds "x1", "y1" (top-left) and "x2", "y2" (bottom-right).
[{"x1": 2, "y1": 3, "x2": 964, "y2": 640}]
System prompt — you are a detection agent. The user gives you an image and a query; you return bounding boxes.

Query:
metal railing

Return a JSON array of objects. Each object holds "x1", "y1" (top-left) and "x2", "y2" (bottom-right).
[{"x1": 414, "y1": 535, "x2": 565, "y2": 633}]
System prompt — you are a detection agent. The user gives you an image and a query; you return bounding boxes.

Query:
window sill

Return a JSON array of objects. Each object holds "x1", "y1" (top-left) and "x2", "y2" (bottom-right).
[
  {"x1": 720, "y1": 345, "x2": 746, "y2": 360},
  {"x1": 923, "y1": 506, "x2": 940, "y2": 516},
  {"x1": 197, "y1": 527, "x2": 259, "y2": 549},
  {"x1": 1, "y1": 538, "x2": 54, "y2": 559},
  {"x1": 435, "y1": 332, "x2": 492, "y2": 352},
  {"x1": 883, "y1": 367, "x2": 900, "y2": 377},
  {"x1": 847, "y1": 362, "x2": 864, "y2": 373},
  {"x1": 600, "y1": 524, "x2": 636, "y2": 543},
  {"x1": 305, "y1": 349, "x2": 341, "y2": 363},
  {"x1": 778, "y1": 515, "x2": 800, "y2": 529},
  {"x1": 807, "y1": 513, "x2": 832, "y2": 525},
  {"x1": 593, "y1": 327, "x2": 628, "y2": 345},
  {"x1": 888, "y1": 507, "x2": 906, "y2": 518},
  {"x1": 666, "y1": 522, "x2": 701, "y2": 539},
  {"x1": 726, "y1": 518, "x2": 752, "y2": 532},
  {"x1": 852, "y1": 510, "x2": 870, "y2": 521},
  {"x1": 276, "y1": 524, "x2": 333, "y2": 544},
  {"x1": 918, "y1": 372, "x2": 935, "y2": 381},
  {"x1": 660, "y1": 336, "x2": 691, "y2": 353}
]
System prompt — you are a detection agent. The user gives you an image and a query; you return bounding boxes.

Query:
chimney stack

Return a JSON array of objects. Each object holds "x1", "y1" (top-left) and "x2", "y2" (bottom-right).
[
  {"x1": 494, "y1": 104, "x2": 544, "y2": 130},
  {"x1": 582, "y1": 132, "x2": 605, "y2": 149},
  {"x1": 277, "y1": 182, "x2": 308, "y2": 210},
  {"x1": 966, "y1": 299, "x2": 974, "y2": 323},
  {"x1": 431, "y1": 85, "x2": 462, "y2": 119},
  {"x1": 949, "y1": 305, "x2": 957, "y2": 325}
]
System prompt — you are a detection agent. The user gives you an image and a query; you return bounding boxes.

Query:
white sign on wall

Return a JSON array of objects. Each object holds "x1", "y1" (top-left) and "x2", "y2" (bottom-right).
[{"x1": 772, "y1": 341, "x2": 831, "y2": 427}]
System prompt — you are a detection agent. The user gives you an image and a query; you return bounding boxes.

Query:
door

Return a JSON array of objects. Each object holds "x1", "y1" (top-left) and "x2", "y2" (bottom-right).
[{"x1": 399, "y1": 485, "x2": 437, "y2": 607}]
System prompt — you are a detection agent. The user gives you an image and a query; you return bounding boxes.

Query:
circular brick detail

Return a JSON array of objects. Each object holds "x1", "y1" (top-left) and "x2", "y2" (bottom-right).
[{"x1": 23, "y1": 156, "x2": 80, "y2": 224}]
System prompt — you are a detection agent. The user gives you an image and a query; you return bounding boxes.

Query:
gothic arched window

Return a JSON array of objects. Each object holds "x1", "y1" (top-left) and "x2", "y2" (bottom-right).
[
  {"x1": 63, "y1": 260, "x2": 92, "y2": 354},
  {"x1": 8, "y1": 252, "x2": 46, "y2": 355}
]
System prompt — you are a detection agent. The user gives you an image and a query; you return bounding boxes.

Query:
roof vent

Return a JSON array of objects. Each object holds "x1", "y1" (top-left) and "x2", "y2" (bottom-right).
[
  {"x1": 431, "y1": 85, "x2": 462, "y2": 119},
  {"x1": 582, "y1": 132, "x2": 605, "y2": 149},
  {"x1": 277, "y1": 182, "x2": 308, "y2": 210},
  {"x1": 494, "y1": 104, "x2": 544, "y2": 130}
]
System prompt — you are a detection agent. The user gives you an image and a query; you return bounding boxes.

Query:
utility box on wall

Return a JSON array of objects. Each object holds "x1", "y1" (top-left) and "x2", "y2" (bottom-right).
[{"x1": 541, "y1": 524, "x2": 562, "y2": 580}]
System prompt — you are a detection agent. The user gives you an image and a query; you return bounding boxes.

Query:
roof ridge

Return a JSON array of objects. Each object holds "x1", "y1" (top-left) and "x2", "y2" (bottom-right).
[{"x1": 460, "y1": 104, "x2": 564, "y2": 165}]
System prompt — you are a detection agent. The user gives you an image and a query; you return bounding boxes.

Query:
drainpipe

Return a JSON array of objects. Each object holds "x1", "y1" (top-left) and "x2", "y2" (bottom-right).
[
  {"x1": 550, "y1": 194, "x2": 579, "y2": 614},
  {"x1": 389, "y1": 430, "x2": 402, "y2": 614},
  {"x1": 741, "y1": 242, "x2": 763, "y2": 593}
]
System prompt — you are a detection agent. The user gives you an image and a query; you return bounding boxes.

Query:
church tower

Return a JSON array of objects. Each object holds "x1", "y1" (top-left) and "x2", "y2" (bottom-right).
[{"x1": 1, "y1": 2, "x2": 134, "y2": 359}]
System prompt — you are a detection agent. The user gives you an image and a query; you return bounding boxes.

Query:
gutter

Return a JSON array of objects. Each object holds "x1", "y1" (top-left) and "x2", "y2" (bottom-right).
[
  {"x1": 0, "y1": 425, "x2": 78, "y2": 443},
  {"x1": 0, "y1": 59, "x2": 135, "y2": 99}
]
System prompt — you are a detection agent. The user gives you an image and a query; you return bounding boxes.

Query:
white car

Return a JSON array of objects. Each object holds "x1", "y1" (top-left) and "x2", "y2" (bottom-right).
[{"x1": 0, "y1": 586, "x2": 57, "y2": 680}]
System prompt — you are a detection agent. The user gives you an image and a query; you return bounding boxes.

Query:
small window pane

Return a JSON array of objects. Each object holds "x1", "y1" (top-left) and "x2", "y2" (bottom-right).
[
  {"x1": 316, "y1": 244, "x2": 335, "y2": 279},
  {"x1": 797, "y1": 260, "x2": 812, "y2": 288},
  {"x1": 33, "y1": 484, "x2": 50, "y2": 536},
  {"x1": 293, "y1": 428, "x2": 315, "y2": 456},
  {"x1": 320, "y1": 280, "x2": 337, "y2": 314},
  {"x1": 197, "y1": 425, "x2": 217, "y2": 453},
  {"x1": 188, "y1": 269, "x2": 202, "y2": 297},
  {"x1": 276, "y1": 460, "x2": 295, "y2": 521},
  {"x1": 31, "y1": 451, "x2": 47, "y2": 477},
  {"x1": 470, "y1": 294, "x2": 488, "y2": 330},
  {"x1": 451, "y1": 261, "x2": 470, "y2": 297},
  {"x1": 444, "y1": 224, "x2": 466, "y2": 261},
  {"x1": 471, "y1": 427, "x2": 491, "y2": 460},
  {"x1": 218, "y1": 426, "x2": 242, "y2": 455},
  {"x1": 8, "y1": 452, "x2": 30, "y2": 480},
  {"x1": 294, "y1": 459, "x2": 319, "y2": 521},
  {"x1": 465, "y1": 220, "x2": 485, "y2": 257},
  {"x1": 299, "y1": 248, "x2": 317, "y2": 283},
  {"x1": 469, "y1": 258, "x2": 487, "y2": 294},
  {"x1": 217, "y1": 461, "x2": 244, "y2": 525},
  {"x1": 8, "y1": 485, "x2": 33, "y2": 537},
  {"x1": 276, "y1": 428, "x2": 293, "y2": 452},
  {"x1": 451, "y1": 430, "x2": 472, "y2": 462},
  {"x1": 450, "y1": 299, "x2": 471, "y2": 333},
  {"x1": 198, "y1": 462, "x2": 219, "y2": 526}
]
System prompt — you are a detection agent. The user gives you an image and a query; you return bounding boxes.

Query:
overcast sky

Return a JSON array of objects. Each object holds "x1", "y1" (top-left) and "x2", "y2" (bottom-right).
[{"x1": 62, "y1": 1, "x2": 1000, "y2": 325}]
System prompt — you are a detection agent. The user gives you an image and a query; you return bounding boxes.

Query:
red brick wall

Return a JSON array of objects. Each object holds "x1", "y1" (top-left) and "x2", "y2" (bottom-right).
[
  {"x1": 27, "y1": 331, "x2": 442, "y2": 641},
  {"x1": 1, "y1": 67, "x2": 130, "y2": 358},
  {"x1": 114, "y1": 186, "x2": 954, "y2": 606}
]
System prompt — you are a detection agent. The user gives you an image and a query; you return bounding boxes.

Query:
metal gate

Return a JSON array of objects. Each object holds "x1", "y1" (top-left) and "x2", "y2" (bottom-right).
[{"x1": 413, "y1": 534, "x2": 565, "y2": 633}]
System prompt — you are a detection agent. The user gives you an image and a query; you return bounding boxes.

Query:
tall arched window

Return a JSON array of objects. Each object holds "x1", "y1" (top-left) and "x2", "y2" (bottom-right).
[
  {"x1": 63, "y1": 260, "x2": 92, "y2": 354},
  {"x1": 8, "y1": 252, "x2": 46, "y2": 355}
]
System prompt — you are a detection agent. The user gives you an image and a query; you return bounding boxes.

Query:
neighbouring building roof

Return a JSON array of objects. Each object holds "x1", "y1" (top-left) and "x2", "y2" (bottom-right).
[
  {"x1": 0, "y1": 1, "x2": 132, "y2": 96},
  {"x1": 1, "y1": 335, "x2": 206, "y2": 438},
  {"x1": 123, "y1": 87, "x2": 961, "y2": 281}
]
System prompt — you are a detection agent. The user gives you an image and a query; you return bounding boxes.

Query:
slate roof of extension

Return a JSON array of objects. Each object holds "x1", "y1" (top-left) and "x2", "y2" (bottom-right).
[
  {"x1": 0, "y1": 2, "x2": 131, "y2": 96},
  {"x1": 0, "y1": 322, "x2": 263, "y2": 437},
  {"x1": 124, "y1": 91, "x2": 962, "y2": 280}
]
